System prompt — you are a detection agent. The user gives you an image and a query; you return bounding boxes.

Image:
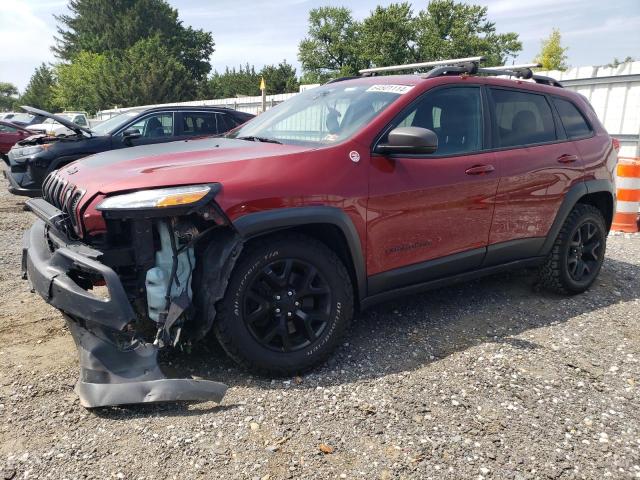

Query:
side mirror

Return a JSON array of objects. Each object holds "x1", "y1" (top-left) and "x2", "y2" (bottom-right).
[
  {"x1": 123, "y1": 128, "x2": 141, "y2": 141},
  {"x1": 375, "y1": 126, "x2": 438, "y2": 155}
]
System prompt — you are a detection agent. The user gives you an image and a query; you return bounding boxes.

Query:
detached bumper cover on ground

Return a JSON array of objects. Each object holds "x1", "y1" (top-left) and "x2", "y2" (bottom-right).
[{"x1": 22, "y1": 218, "x2": 227, "y2": 408}]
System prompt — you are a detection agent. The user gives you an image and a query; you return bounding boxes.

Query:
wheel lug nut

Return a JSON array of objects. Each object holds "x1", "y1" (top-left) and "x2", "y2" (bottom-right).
[
  {"x1": 275, "y1": 308, "x2": 281, "y2": 314},
  {"x1": 295, "y1": 301, "x2": 300, "y2": 307},
  {"x1": 287, "y1": 312, "x2": 292, "y2": 317},
  {"x1": 288, "y1": 291, "x2": 293, "y2": 296}
]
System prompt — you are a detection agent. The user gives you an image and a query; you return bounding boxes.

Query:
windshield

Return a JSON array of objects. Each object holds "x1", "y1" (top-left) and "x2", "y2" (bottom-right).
[
  {"x1": 228, "y1": 82, "x2": 409, "y2": 146},
  {"x1": 91, "y1": 111, "x2": 140, "y2": 135}
]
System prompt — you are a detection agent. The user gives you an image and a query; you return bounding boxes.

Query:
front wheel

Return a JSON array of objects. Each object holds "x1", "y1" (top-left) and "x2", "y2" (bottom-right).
[
  {"x1": 213, "y1": 233, "x2": 353, "y2": 376},
  {"x1": 538, "y1": 204, "x2": 607, "y2": 294}
]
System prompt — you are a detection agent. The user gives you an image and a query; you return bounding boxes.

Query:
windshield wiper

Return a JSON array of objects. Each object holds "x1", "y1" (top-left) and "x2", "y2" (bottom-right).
[{"x1": 237, "y1": 135, "x2": 282, "y2": 144}]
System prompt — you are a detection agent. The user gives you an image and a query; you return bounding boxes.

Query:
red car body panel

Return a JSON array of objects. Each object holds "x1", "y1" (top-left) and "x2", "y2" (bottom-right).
[
  {"x1": 0, "y1": 121, "x2": 32, "y2": 154},
  {"x1": 488, "y1": 141, "x2": 584, "y2": 245},
  {"x1": 367, "y1": 150, "x2": 499, "y2": 274}
]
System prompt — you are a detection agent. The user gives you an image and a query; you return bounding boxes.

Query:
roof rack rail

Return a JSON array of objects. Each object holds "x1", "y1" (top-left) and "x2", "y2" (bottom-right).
[
  {"x1": 477, "y1": 63, "x2": 563, "y2": 87},
  {"x1": 359, "y1": 56, "x2": 484, "y2": 75}
]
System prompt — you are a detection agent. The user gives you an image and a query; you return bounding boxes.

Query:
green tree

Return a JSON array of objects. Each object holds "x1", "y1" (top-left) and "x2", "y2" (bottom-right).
[
  {"x1": 415, "y1": 0, "x2": 521, "y2": 66},
  {"x1": 0, "y1": 82, "x2": 20, "y2": 111},
  {"x1": 20, "y1": 63, "x2": 58, "y2": 112},
  {"x1": 297, "y1": 1, "x2": 521, "y2": 82},
  {"x1": 259, "y1": 61, "x2": 299, "y2": 95},
  {"x1": 52, "y1": 51, "x2": 108, "y2": 114},
  {"x1": 534, "y1": 28, "x2": 568, "y2": 71},
  {"x1": 106, "y1": 36, "x2": 196, "y2": 107},
  {"x1": 200, "y1": 64, "x2": 261, "y2": 99},
  {"x1": 53, "y1": 0, "x2": 214, "y2": 81},
  {"x1": 53, "y1": 37, "x2": 198, "y2": 113},
  {"x1": 200, "y1": 61, "x2": 298, "y2": 99},
  {"x1": 298, "y1": 7, "x2": 364, "y2": 83},
  {"x1": 360, "y1": 3, "x2": 417, "y2": 68}
]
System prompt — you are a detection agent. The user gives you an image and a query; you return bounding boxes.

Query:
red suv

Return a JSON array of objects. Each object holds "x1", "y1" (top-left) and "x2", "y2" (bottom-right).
[{"x1": 22, "y1": 58, "x2": 617, "y2": 408}]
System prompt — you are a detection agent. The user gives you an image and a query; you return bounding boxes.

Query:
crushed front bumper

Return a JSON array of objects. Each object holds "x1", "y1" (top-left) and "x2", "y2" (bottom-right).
[
  {"x1": 22, "y1": 201, "x2": 227, "y2": 408},
  {"x1": 3, "y1": 167, "x2": 41, "y2": 197}
]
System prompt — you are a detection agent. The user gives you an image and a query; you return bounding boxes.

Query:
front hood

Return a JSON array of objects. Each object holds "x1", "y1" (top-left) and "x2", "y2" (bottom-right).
[
  {"x1": 21, "y1": 106, "x2": 91, "y2": 136},
  {"x1": 58, "y1": 137, "x2": 314, "y2": 198}
]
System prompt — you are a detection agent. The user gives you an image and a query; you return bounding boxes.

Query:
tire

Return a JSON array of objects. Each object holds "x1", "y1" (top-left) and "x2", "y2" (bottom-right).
[
  {"x1": 538, "y1": 204, "x2": 607, "y2": 294},
  {"x1": 212, "y1": 233, "x2": 353, "y2": 376}
]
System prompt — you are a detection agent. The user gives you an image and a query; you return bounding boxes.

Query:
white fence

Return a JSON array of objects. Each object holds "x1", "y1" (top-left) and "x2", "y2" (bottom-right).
[
  {"x1": 539, "y1": 62, "x2": 640, "y2": 158},
  {"x1": 95, "y1": 92, "x2": 299, "y2": 120}
]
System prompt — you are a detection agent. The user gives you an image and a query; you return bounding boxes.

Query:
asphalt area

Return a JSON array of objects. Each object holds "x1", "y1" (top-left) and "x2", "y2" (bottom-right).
[{"x1": 0, "y1": 171, "x2": 638, "y2": 480}]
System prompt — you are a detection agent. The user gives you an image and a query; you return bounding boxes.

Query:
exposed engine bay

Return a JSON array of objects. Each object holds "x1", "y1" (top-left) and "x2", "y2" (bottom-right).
[
  {"x1": 23, "y1": 181, "x2": 243, "y2": 408},
  {"x1": 15, "y1": 132, "x2": 85, "y2": 147}
]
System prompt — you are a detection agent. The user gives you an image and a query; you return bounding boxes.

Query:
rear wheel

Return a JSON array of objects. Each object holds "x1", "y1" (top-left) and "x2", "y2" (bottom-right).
[
  {"x1": 213, "y1": 233, "x2": 353, "y2": 376},
  {"x1": 538, "y1": 204, "x2": 606, "y2": 294}
]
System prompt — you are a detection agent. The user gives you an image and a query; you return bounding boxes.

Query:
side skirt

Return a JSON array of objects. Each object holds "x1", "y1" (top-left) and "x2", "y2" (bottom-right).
[{"x1": 360, "y1": 256, "x2": 545, "y2": 310}]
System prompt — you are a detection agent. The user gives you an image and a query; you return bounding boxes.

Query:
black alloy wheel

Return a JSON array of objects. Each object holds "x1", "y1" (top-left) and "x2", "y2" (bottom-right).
[
  {"x1": 207, "y1": 233, "x2": 353, "y2": 376},
  {"x1": 566, "y1": 220, "x2": 603, "y2": 283},
  {"x1": 243, "y1": 258, "x2": 332, "y2": 352},
  {"x1": 538, "y1": 203, "x2": 607, "y2": 294}
]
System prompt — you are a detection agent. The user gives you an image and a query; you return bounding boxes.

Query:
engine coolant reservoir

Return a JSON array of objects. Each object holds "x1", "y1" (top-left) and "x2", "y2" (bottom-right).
[{"x1": 145, "y1": 221, "x2": 195, "y2": 322}]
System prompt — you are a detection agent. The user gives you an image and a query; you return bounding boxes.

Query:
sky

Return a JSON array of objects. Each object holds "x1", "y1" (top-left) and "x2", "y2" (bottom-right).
[{"x1": 1, "y1": 0, "x2": 639, "y2": 92}]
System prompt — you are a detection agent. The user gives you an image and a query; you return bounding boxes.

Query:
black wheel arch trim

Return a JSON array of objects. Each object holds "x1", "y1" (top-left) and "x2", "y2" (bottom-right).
[
  {"x1": 232, "y1": 206, "x2": 367, "y2": 300},
  {"x1": 539, "y1": 179, "x2": 615, "y2": 256}
]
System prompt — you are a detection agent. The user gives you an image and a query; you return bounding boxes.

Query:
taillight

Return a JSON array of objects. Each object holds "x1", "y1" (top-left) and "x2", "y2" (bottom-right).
[{"x1": 612, "y1": 137, "x2": 621, "y2": 152}]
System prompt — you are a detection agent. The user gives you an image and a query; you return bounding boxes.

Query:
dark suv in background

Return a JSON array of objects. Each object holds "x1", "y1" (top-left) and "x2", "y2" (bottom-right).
[{"x1": 3, "y1": 105, "x2": 253, "y2": 196}]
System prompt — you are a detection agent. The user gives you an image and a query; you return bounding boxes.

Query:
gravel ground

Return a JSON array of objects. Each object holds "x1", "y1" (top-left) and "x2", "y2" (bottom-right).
[{"x1": 0, "y1": 171, "x2": 639, "y2": 480}]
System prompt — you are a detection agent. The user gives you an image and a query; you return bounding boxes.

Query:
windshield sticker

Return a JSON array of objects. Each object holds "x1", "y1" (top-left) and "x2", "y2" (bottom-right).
[{"x1": 366, "y1": 84, "x2": 414, "y2": 94}]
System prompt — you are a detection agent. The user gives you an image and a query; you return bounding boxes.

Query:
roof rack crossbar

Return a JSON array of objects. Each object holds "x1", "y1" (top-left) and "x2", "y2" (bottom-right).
[
  {"x1": 359, "y1": 56, "x2": 484, "y2": 75},
  {"x1": 477, "y1": 64, "x2": 563, "y2": 88},
  {"x1": 423, "y1": 62, "x2": 479, "y2": 78},
  {"x1": 481, "y1": 63, "x2": 541, "y2": 72}
]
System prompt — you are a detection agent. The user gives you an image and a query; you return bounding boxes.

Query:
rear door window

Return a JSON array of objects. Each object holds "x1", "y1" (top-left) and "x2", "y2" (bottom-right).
[
  {"x1": 181, "y1": 112, "x2": 223, "y2": 135},
  {"x1": 552, "y1": 97, "x2": 592, "y2": 139},
  {"x1": 490, "y1": 89, "x2": 557, "y2": 148}
]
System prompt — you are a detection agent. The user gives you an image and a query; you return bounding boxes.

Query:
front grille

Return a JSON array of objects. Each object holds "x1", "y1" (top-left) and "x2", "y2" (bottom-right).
[{"x1": 42, "y1": 171, "x2": 84, "y2": 234}]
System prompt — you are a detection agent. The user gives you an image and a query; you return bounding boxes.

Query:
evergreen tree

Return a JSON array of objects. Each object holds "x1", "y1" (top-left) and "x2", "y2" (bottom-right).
[{"x1": 20, "y1": 64, "x2": 58, "y2": 112}]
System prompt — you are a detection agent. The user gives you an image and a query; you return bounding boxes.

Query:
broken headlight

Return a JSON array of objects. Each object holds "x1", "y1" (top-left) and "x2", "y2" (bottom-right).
[{"x1": 97, "y1": 185, "x2": 213, "y2": 211}]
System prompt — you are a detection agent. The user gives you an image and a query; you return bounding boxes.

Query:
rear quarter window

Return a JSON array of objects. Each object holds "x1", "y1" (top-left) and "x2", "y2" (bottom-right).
[{"x1": 552, "y1": 97, "x2": 592, "y2": 139}]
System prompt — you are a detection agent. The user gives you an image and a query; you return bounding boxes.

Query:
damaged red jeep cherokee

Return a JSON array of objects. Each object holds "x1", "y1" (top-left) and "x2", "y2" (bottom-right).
[{"x1": 22, "y1": 58, "x2": 617, "y2": 408}]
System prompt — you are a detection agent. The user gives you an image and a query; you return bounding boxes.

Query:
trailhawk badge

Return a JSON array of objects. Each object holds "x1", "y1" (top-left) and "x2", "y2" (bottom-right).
[{"x1": 349, "y1": 151, "x2": 361, "y2": 163}]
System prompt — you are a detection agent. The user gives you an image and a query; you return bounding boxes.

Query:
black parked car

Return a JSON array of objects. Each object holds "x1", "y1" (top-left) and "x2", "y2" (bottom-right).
[{"x1": 3, "y1": 105, "x2": 254, "y2": 197}]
